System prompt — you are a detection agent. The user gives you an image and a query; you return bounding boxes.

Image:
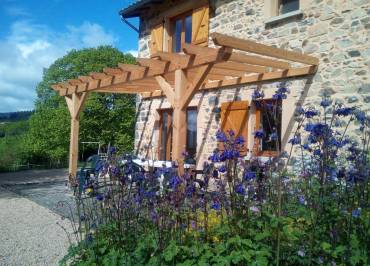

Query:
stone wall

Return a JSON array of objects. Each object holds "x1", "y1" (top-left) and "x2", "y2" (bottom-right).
[{"x1": 134, "y1": 0, "x2": 370, "y2": 169}]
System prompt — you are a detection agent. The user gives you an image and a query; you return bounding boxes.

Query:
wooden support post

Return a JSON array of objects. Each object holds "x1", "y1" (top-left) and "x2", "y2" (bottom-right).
[
  {"x1": 172, "y1": 69, "x2": 188, "y2": 175},
  {"x1": 65, "y1": 92, "x2": 88, "y2": 181}
]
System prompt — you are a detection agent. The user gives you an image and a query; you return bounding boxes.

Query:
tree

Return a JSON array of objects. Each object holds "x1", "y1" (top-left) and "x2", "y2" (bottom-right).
[{"x1": 26, "y1": 46, "x2": 137, "y2": 165}]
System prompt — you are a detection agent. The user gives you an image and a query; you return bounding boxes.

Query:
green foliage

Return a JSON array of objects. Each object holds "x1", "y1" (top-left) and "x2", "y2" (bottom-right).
[
  {"x1": 0, "y1": 120, "x2": 29, "y2": 171},
  {"x1": 25, "y1": 46, "x2": 137, "y2": 165}
]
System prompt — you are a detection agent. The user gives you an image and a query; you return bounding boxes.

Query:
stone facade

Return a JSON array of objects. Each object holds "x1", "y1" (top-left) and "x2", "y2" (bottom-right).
[{"x1": 134, "y1": 0, "x2": 370, "y2": 169}]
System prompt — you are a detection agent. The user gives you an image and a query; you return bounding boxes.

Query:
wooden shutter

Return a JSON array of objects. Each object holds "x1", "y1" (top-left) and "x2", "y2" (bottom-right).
[
  {"x1": 192, "y1": 5, "x2": 209, "y2": 46},
  {"x1": 150, "y1": 23, "x2": 164, "y2": 55},
  {"x1": 220, "y1": 101, "x2": 249, "y2": 152}
]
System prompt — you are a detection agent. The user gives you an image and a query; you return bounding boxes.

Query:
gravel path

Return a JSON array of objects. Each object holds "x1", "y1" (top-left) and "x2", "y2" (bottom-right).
[{"x1": 0, "y1": 171, "x2": 75, "y2": 266}]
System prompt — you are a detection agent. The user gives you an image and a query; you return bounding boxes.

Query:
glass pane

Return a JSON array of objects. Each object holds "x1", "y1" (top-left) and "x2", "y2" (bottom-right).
[
  {"x1": 280, "y1": 0, "x2": 299, "y2": 14},
  {"x1": 172, "y1": 19, "x2": 182, "y2": 53},
  {"x1": 261, "y1": 100, "x2": 282, "y2": 152},
  {"x1": 161, "y1": 112, "x2": 168, "y2": 160},
  {"x1": 185, "y1": 15, "x2": 192, "y2": 44},
  {"x1": 186, "y1": 109, "x2": 197, "y2": 161}
]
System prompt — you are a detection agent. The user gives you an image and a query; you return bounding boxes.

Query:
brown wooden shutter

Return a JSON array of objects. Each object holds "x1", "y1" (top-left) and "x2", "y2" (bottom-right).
[
  {"x1": 150, "y1": 23, "x2": 164, "y2": 55},
  {"x1": 192, "y1": 5, "x2": 209, "y2": 46},
  {"x1": 220, "y1": 101, "x2": 249, "y2": 152}
]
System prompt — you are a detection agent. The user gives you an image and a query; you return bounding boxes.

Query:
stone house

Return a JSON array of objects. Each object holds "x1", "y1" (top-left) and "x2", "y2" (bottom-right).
[{"x1": 119, "y1": 0, "x2": 370, "y2": 170}]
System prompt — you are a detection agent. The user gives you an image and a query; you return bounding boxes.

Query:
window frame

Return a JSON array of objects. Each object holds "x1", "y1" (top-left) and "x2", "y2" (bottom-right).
[
  {"x1": 157, "y1": 107, "x2": 198, "y2": 161},
  {"x1": 278, "y1": 0, "x2": 299, "y2": 15},
  {"x1": 169, "y1": 10, "x2": 193, "y2": 53},
  {"x1": 254, "y1": 99, "x2": 282, "y2": 157}
]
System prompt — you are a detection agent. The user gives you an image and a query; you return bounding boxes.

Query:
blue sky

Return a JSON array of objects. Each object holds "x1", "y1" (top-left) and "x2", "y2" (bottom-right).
[{"x1": 0, "y1": 0, "x2": 139, "y2": 112}]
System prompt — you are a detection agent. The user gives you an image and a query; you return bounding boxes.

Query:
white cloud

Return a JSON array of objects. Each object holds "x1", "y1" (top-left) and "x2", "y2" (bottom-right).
[
  {"x1": 0, "y1": 20, "x2": 119, "y2": 112},
  {"x1": 125, "y1": 50, "x2": 138, "y2": 57}
]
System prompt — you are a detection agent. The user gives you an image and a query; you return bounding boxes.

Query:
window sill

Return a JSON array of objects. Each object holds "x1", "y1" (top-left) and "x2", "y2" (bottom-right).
[{"x1": 265, "y1": 10, "x2": 303, "y2": 26}]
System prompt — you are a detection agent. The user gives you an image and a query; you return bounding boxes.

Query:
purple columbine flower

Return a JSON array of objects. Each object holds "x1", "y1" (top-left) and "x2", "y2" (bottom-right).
[
  {"x1": 244, "y1": 170, "x2": 256, "y2": 180},
  {"x1": 228, "y1": 129, "x2": 235, "y2": 137},
  {"x1": 235, "y1": 136, "x2": 245, "y2": 145},
  {"x1": 304, "y1": 109, "x2": 319, "y2": 118},
  {"x1": 218, "y1": 165, "x2": 227, "y2": 173},
  {"x1": 252, "y1": 88, "x2": 264, "y2": 100},
  {"x1": 209, "y1": 152, "x2": 220, "y2": 163},
  {"x1": 289, "y1": 135, "x2": 301, "y2": 145},
  {"x1": 298, "y1": 195, "x2": 306, "y2": 205},
  {"x1": 352, "y1": 208, "x2": 361, "y2": 218},
  {"x1": 320, "y1": 98, "x2": 331, "y2": 108},
  {"x1": 335, "y1": 107, "x2": 354, "y2": 116},
  {"x1": 216, "y1": 130, "x2": 228, "y2": 142},
  {"x1": 235, "y1": 184, "x2": 246, "y2": 195},
  {"x1": 211, "y1": 201, "x2": 221, "y2": 211},
  {"x1": 254, "y1": 129, "x2": 264, "y2": 139},
  {"x1": 96, "y1": 194, "x2": 104, "y2": 201},
  {"x1": 169, "y1": 175, "x2": 182, "y2": 190}
]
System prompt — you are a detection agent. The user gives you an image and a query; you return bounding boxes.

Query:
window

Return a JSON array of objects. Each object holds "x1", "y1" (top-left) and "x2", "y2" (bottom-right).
[
  {"x1": 186, "y1": 108, "x2": 197, "y2": 160},
  {"x1": 158, "y1": 108, "x2": 197, "y2": 161},
  {"x1": 171, "y1": 12, "x2": 192, "y2": 53},
  {"x1": 279, "y1": 0, "x2": 299, "y2": 15},
  {"x1": 149, "y1": 4, "x2": 209, "y2": 55},
  {"x1": 254, "y1": 99, "x2": 282, "y2": 156}
]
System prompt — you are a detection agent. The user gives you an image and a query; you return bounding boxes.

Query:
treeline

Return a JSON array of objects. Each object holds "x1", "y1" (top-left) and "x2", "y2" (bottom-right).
[
  {"x1": 0, "y1": 111, "x2": 33, "y2": 122},
  {"x1": 0, "y1": 46, "x2": 137, "y2": 172}
]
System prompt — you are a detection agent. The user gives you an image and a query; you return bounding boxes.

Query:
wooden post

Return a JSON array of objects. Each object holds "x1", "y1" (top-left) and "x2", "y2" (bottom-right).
[
  {"x1": 65, "y1": 92, "x2": 88, "y2": 181},
  {"x1": 172, "y1": 69, "x2": 188, "y2": 175}
]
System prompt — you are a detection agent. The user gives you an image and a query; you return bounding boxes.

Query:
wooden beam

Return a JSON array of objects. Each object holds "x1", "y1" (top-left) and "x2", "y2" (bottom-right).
[
  {"x1": 136, "y1": 58, "x2": 169, "y2": 73},
  {"x1": 211, "y1": 33, "x2": 319, "y2": 65},
  {"x1": 180, "y1": 64, "x2": 213, "y2": 110},
  {"x1": 228, "y1": 53, "x2": 290, "y2": 69},
  {"x1": 155, "y1": 75, "x2": 175, "y2": 106},
  {"x1": 183, "y1": 42, "x2": 290, "y2": 69},
  {"x1": 202, "y1": 66, "x2": 318, "y2": 90},
  {"x1": 65, "y1": 92, "x2": 89, "y2": 180},
  {"x1": 141, "y1": 66, "x2": 317, "y2": 99},
  {"x1": 172, "y1": 69, "x2": 188, "y2": 174},
  {"x1": 214, "y1": 61, "x2": 267, "y2": 73}
]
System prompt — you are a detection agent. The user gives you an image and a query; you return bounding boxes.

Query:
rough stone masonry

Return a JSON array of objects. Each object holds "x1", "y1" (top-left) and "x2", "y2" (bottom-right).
[{"x1": 134, "y1": 0, "x2": 370, "y2": 169}]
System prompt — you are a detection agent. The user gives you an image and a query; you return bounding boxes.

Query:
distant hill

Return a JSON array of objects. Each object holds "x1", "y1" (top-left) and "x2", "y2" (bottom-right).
[{"x1": 0, "y1": 111, "x2": 33, "y2": 122}]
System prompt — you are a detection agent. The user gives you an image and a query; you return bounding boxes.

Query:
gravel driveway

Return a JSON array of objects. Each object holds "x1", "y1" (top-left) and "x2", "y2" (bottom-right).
[{"x1": 0, "y1": 169, "x2": 76, "y2": 266}]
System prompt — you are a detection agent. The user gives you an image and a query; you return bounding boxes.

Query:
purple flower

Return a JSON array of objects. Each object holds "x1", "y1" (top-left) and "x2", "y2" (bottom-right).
[
  {"x1": 96, "y1": 194, "x2": 104, "y2": 201},
  {"x1": 270, "y1": 132, "x2": 278, "y2": 141},
  {"x1": 320, "y1": 98, "x2": 331, "y2": 108},
  {"x1": 304, "y1": 109, "x2": 319, "y2": 118},
  {"x1": 211, "y1": 201, "x2": 221, "y2": 211},
  {"x1": 298, "y1": 195, "x2": 306, "y2": 205},
  {"x1": 252, "y1": 88, "x2": 264, "y2": 100},
  {"x1": 216, "y1": 130, "x2": 228, "y2": 142},
  {"x1": 209, "y1": 152, "x2": 220, "y2": 163},
  {"x1": 254, "y1": 129, "x2": 264, "y2": 139},
  {"x1": 244, "y1": 171, "x2": 256, "y2": 180},
  {"x1": 228, "y1": 129, "x2": 235, "y2": 137},
  {"x1": 218, "y1": 165, "x2": 227, "y2": 173},
  {"x1": 289, "y1": 135, "x2": 301, "y2": 145},
  {"x1": 352, "y1": 208, "x2": 361, "y2": 218},
  {"x1": 335, "y1": 107, "x2": 354, "y2": 116},
  {"x1": 273, "y1": 86, "x2": 289, "y2": 100},
  {"x1": 169, "y1": 175, "x2": 182, "y2": 190},
  {"x1": 235, "y1": 184, "x2": 246, "y2": 195},
  {"x1": 235, "y1": 136, "x2": 245, "y2": 145}
]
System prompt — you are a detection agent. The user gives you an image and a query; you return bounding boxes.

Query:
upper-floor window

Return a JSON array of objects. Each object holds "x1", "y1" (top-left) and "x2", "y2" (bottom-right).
[
  {"x1": 279, "y1": 0, "x2": 299, "y2": 15},
  {"x1": 150, "y1": 4, "x2": 209, "y2": 55},
  {"x1": 171, "y1": 12, "x2": 192, "y2": 53}
]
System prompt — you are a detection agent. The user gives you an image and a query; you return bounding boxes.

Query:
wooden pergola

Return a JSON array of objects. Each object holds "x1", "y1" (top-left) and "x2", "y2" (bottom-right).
[{"x1": 51, "y1": 33, "x2": 319, "y2": 178}]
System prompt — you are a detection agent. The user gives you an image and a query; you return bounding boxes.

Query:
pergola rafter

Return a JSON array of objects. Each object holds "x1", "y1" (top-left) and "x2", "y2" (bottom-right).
[{"x1": 51, "y1": 33, "x2": 319, "y2": 179}]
